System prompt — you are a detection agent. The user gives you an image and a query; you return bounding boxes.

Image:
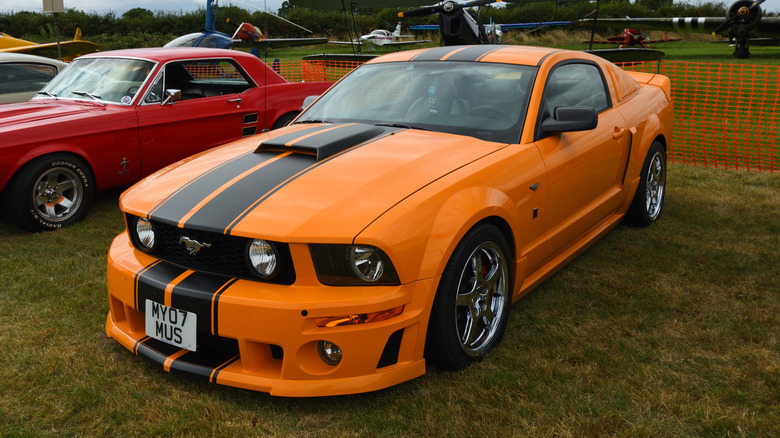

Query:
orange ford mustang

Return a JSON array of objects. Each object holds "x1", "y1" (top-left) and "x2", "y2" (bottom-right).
[{"x1": 106, "y1": 45, "x2": 672, "y2": 397}]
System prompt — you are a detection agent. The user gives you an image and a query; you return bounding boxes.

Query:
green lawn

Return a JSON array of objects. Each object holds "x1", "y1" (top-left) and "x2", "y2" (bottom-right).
[{"x1": 1, "y1": 165, "x2": 777, "y2": 436}]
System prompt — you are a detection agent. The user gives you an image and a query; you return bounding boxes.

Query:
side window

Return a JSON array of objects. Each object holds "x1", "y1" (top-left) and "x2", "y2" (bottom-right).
[
  {"x1": 0, "y1": 63, "x2": 59, "y2": 95},
  {"x1": 542, "y1": 63, "x2": 610, "y2": 115},
  {"x1": 161, "y1": 59, "x2": 254, "y2": 101}
]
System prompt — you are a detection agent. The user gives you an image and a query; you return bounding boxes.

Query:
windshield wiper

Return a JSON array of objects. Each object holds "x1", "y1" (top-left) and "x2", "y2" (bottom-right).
[
  {"x1": 36, "y1": 91, "x2": 57, "y2": 98},
  {"x1": 375, "y1": 122, "x2": 428, "y2": 131},
  {"x1": 72, "y1": 90, "x2": 103, "y2": 101},
  {"x1": 294, "y1": 119, "x2": 331, "y2": 124}
]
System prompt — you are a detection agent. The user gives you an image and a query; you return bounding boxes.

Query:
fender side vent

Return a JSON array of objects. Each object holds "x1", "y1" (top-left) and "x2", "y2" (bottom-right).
[{"x1": 377, "y1": 329, "x2": 404, "y2": 369}]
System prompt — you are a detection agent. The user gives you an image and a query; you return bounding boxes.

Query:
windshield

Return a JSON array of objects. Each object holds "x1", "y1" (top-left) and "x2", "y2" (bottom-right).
[
  {"x1": 37, "y1": 57, "x2": 154, "y2": 105},
  {"x1": 297, "y1": 61, "x2": 536, "y2": 143}
]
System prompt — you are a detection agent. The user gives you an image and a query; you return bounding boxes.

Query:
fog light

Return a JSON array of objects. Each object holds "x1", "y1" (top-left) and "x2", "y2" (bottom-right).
[{"x1": 317, "y1": 340, "x2": 342, "y2": 365}]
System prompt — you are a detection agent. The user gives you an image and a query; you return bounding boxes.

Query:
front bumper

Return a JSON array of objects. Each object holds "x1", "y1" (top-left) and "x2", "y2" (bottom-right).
[{"x1": 105, "y1": 232, "x2": 435, "y2": 397}]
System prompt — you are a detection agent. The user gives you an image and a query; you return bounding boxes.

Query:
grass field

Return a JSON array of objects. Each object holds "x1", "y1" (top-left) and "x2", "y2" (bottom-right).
[
  {"x1": 1, "y1": 164, "x2": 777, "y2": 436},
  {"x1": 1, "y1": 34, "x2": 779, "y2": 436}
]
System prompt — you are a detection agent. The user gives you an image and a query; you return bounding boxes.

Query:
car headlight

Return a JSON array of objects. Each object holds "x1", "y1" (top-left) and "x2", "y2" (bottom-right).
[
  {"x1": 248, "y1": 239, "x2": 280, "y2": 279},
  {"x1": 310, "y1": 244, "x2": 400, "y2": 286},
  {"x1": 134, "y1": 217, "x2": 156, "y2": 252}
]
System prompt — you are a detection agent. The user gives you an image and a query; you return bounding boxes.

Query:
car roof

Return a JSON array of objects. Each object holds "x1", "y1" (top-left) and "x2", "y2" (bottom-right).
[
  {"x1": 369, "y1": 45, "x2": 580, "y2": 67},
  {"x1": 0, "y1": 52, "x2": 68, "y2": 68},
  {"x1": 77, "y1": 47, "x2": 259, "y2": 63}
]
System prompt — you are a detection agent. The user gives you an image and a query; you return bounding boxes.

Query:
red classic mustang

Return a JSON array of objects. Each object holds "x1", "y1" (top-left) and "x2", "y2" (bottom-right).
[{"x1": 0, "y1": 47, "x2": 332, "y2": 231}]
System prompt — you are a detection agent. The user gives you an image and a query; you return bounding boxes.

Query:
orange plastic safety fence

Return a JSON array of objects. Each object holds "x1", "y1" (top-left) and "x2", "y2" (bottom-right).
[
  {"x1": 619, "y1": 60, "x2": 778, "y2": 173},
  {"x1": 272, "y1": 60, "x2": 364, "y2": 83},
  {"x1": 275, "y1": 59, "x2": 778, "y2": 173}
]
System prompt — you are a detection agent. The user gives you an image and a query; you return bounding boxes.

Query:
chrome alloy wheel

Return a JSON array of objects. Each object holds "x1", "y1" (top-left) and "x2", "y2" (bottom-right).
[
  {"x1": 32, "y1": 166, "x2": 83, "y2": 223},
  {"x1": 645, "y1": 150, "x2": 666, "y2": 221},
  {"x1": 455, "y1": 241, "x2": 509, "y2": 357}
]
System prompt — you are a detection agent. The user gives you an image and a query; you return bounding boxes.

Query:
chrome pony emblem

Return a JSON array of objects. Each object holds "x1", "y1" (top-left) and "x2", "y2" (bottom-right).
[{"x1": 179, "y1": 236, "x2": 212, "y2": 255}]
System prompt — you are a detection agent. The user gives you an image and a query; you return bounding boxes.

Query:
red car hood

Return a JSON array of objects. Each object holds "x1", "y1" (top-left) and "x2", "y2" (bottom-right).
[
  {"x1": 121, "y1": 123, "x2": 507, "y2": 241},
  {"x1": 0, "y1": 100, "x2": 92, "y2": 130}
]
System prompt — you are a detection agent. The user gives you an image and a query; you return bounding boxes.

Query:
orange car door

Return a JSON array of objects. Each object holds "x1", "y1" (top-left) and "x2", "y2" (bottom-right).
[
  {"x1": 136, "y1": 59, "x2": 262, "y2": 176},
  {"x1": 533, "y1": 61, "x2": 630, "y2": 258}
]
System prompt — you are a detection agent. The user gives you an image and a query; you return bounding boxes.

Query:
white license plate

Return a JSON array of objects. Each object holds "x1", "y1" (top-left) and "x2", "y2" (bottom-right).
[{"x1": 145, "y1": 300, "x2": 197, "y2": 351}]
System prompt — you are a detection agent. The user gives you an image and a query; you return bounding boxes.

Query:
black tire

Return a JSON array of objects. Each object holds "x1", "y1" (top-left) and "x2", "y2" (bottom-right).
[
  {"x1": 6, "y1": 154, "x2": 94, "y2": 232},
  {"x1": 271, "y1": 111, "x2": 299, "y2": 130},
  {"x1": 425, "y1": 223, "x2": 512, "y2": 370},
  {"x1": 625, "y1": 141, "x2": 666, "y2": 227}
]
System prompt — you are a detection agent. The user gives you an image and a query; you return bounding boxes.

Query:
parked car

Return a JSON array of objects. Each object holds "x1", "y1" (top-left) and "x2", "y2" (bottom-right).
[
  {"x1": 0, "y1": 52, "x2": 67, "y2": 104},
  {"x1": 0, "y1": 47, "x2": 332, "y2": 231},
  {"x1": 105, "y1": 45, "x2": 672, "y2": 397}
]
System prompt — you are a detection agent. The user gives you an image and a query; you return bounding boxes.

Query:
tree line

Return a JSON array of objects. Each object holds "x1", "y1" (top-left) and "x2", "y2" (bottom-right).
[{"x1": 0, "y1": 1, "x2": 731, "y2": 48}]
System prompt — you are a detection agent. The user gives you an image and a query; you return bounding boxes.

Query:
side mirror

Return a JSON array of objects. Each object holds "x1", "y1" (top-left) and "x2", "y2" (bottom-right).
[
  {"x1": 162, "y1": 89, "x2": 181, "y2": 105},
  {"x1": 302, "y1": 95, "x2": 319, "y2": 111},
  {"x1": 540, "y1": 106, "x2": 598, "y2": 135}
]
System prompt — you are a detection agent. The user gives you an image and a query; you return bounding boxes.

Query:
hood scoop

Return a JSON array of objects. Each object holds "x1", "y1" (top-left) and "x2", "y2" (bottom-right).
[{"x1": 256, "y1": 123, "x2": 387, "y2": 160}]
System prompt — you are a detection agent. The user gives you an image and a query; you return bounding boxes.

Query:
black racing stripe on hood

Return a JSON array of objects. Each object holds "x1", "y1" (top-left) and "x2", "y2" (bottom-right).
[
  {"x1": 223, "y1": 127, "x2": 402, "y2": 235},
  {"x1": 257, "y1": 123, "x2": 387, "y2": 160},
  {"x1": 260, "y1": 123, "x2": 345, "y2": 147},
  {"x1": 182, "y1": 153, "x2": 316, "y2": 234},
  {"x1": 148, "y1": 151, "x2": 282, "y2": 226},
  {"x1": 134, "y1": 261, "x2": 188, "y2": 312}
]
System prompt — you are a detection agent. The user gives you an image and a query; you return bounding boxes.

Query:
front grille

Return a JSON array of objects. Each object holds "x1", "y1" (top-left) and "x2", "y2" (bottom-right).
[{"x1": 128, "y1": 215, "x2": 295, "y2": 284}]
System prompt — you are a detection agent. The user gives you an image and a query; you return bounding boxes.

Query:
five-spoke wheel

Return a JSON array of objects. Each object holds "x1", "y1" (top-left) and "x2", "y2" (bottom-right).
[
  {"x1": 426, "y1": 223, "x2": 512, "y2": 369},
  {"x1": 626, "y1": 141, "x2": 666, "y2": 227},
  {"x1": 6, "y1": 154, "x2": 94, "y2": 231}
]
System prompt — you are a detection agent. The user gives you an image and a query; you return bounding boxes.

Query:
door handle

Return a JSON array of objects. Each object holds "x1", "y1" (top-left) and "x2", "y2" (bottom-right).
[
  {"x1": 612, "y1": 127, "x2": 627, "y2": 139},
  {"x1": 228, "y1": 97, "x2": 242, "y2": 104}
]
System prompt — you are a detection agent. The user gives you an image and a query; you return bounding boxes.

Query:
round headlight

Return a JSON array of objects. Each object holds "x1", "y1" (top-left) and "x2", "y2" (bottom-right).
[
  {"x1": 135, "y1": 217, "x2": 156, "y2": 251},
  {"x1": 248, "y1": 239, "x2": 278, "y2": 279},
  {"x1": 349, "y1": 245, "x2": 384, "y2": 282}
]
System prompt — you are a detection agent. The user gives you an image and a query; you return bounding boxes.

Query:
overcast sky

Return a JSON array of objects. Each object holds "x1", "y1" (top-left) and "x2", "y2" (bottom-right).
[
  {"x1": 0, "y1": 0, "x2": 777, "y2": 17},
  {"x1": 0, "y1": 0, "x2": 285, "y2": 15}
]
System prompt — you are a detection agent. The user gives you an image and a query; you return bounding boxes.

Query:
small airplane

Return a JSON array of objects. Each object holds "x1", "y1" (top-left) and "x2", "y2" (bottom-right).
[
  {"x1": 411, "y1": 20, "x2": 573, "y2": 44},
  {"x1": 399, "y1": 0, "x2": 507, "y2": 46},
  {"x1": 0, "y1": 28, "x2": 99, "y2": 61},
  {"x1": 329, "y1": 22, "x2": 430, "y2": 49},
  {"x1": 581, "y1": 0, "x2": 780, "y2": 58},
  {"x1": 588, "y1": 28, "x2": 681, "y2": 49},
  {"x1": 165, "y1": 0, "x2": 326, "y2": 50},
  {"x1": 290, "y1": 0, "x2": 434, "y2": 54}
]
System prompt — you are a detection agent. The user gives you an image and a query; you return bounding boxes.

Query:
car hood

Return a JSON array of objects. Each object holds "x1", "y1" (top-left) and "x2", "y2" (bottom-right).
[
  {"x1": 0, "y1": 100, "x2": 93, "y2": 130},
  {"x1": 121, "y1": 123, "x2": 508, "y2": 241}
]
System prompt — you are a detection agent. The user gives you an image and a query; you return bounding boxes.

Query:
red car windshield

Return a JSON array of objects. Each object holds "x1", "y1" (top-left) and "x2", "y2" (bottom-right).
[{"x1": 37, "y1": 57, "x2": 155, "y2": 105}]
